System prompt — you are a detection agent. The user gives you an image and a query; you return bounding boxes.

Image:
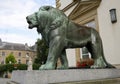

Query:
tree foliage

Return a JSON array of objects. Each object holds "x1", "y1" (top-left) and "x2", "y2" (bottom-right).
[
  {"x1": 34, "y1": 38, "x2": 48, "y2": 64},
  {"x1": 5, "y1": 53, "x2": 17, "y2": 64}
]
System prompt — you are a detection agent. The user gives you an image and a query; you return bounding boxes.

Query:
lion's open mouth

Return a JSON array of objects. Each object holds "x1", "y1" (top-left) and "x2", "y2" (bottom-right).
[
  {"x1": 27, "y1": 20, "x2": 33, "y2": 29},
  {"x1": 27, "y1": 20, "x2": 32, "y2": 24},
  {"x1": 26, "y1": 16, "x2": 33, "y2": 29}
]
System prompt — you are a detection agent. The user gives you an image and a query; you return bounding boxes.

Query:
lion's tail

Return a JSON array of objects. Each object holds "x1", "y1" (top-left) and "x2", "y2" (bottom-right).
[
  {"x1": 100, "y1": 37, "x2": 116, "y2": 68},
  {"x1": 93, "y1": 28, "x2": 115, "y2": 68}
]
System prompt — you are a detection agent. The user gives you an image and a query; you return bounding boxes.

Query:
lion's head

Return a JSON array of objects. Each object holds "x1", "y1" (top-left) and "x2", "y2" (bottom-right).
[
  {"x1": 26, "y1": 6, "x2": 68, "y2": 33},
  {"x1": 26, "y1": 12, "x2": 38, "y2": 29}
]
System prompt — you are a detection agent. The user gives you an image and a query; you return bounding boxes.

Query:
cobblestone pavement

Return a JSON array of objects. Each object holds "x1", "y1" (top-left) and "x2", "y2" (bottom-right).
[{"x1": 0, "y1": 78, "x2": 10, "y2": 84}]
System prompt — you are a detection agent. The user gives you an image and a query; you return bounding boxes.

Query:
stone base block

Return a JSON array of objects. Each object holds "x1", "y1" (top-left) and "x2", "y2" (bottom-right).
[
  {"x1": 55, "y1": 78, "x2": 120, "y2": 84},
  {"x1": 9, "y1": 69, "x2": 120, "y2": 84}
]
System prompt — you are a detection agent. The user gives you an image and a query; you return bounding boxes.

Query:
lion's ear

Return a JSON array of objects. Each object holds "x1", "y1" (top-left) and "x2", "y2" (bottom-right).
[{"x1": 39, "y1": 6, "x2": 52, "y2": 11}]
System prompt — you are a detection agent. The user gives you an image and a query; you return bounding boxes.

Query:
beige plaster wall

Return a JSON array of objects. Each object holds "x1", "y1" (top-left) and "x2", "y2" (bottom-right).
[
  {"x1": 59, "y1": 0, "x2": 73, "y2": 10},
  {"x1": 97, "y1": 0, "x2": 120, "y2": 64},
  {"x1": 64, "y1": 4, "x2": 77, "y2": 16}
]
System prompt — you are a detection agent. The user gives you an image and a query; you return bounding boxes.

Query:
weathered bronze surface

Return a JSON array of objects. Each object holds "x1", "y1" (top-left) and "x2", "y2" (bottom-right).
[{"x1": 26, "y1": 6, "x2": 115, "y2": 70}]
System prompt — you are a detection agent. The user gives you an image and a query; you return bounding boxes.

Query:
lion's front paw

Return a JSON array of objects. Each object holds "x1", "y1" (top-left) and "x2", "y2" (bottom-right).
[
  {"x1": 39, "y1": 65, "x2": 45, "y2": 70},
  {"x1": 57, "y1": 65, "x2": 68, "y2": 70},
  {"x1": 39, "y1": 63, "x2": 56, "y2": 70}
]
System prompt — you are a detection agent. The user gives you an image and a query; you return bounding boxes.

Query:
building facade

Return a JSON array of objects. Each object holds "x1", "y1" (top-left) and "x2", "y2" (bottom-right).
[
  {"x1": 56, "y1": 0, "x2": 120, "y2": 68},
  {"x1": 0, "y1": 39, "x2": 36, "y2": 64}
]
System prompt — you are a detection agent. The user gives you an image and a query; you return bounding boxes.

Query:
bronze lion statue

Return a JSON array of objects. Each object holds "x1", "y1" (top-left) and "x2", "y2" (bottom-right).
[{"x1": 26, "y1": 6, "x2": 115, "y2": 70}]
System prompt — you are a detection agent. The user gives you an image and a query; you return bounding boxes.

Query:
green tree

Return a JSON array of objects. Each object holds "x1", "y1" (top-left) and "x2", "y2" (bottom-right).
[
  {"x1": 5, "y1": 53, "x2": 17, "y2": 64},
  {"x1": 34, "y1": 38, "x2": 48, "y2": 64}
]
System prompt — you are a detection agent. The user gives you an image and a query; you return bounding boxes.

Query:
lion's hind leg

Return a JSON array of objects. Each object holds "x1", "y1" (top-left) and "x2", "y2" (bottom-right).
[
  {"x1": 87, "y1": 43, "x2": 107, "y2": 68},
  {"x1": 86, "y1": 31, "x2": 112, "y2": 68}
]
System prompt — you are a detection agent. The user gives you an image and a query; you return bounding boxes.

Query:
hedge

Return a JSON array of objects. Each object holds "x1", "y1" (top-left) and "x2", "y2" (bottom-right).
[
  {"x1": 0, "y1": 64, "x2": 27, "y2": 73},
  {"x1": 16, "y1": 64, "x2": 28, "y2": 70},
  {"x1": 0, "y1": 64, "x2": 7, "y2": 72},
  {"x1": 6, "y1": 64, "x2": 14, "y2": 72},
  {"x1": 0, "y1": 64, "x2": 41, "y2": 73},
  {"x1": 32, "y1": 63, "x2": 41, "y2": 70}
]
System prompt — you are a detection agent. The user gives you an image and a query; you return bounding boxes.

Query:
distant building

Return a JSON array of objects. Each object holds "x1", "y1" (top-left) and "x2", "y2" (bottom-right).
[
  {"x1": 56, "y1": 0, "x2": 120, "y2": 68},
  {"x1": 0, "y1": 38, "x2": 36, "y2": 64}
]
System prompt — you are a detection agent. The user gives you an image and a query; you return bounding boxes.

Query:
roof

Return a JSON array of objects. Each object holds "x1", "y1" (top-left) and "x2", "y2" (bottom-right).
[{"x1": 0, "y1": 41, "x2": 35, "y2": 51}]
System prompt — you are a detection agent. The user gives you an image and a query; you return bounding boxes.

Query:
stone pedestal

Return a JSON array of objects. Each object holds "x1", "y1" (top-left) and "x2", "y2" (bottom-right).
[{"x1": 9, "y1": 69, "x2": 120, "y2": 84}]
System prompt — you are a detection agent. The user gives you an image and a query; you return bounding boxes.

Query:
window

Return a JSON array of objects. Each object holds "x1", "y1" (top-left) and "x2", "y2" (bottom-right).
[
  {"x1": 1, "y1": 60, "x2": 4, "y2": 64},
  {"x1": 18, "y1": 52, "x2": 21, "y2": 57},
  {"x1": 2, "y1": 52, "x2": 5, "y2": 56},
  {"x1": 18, "y1": 59, "x2": 21, "y2": 64},
  {"x1": 26, "y1": 53, "x2": 29, "y2": 56},
  {"x1": 82, "y1": 47, "x2": 91, "y2": 59},
  {"x1": 85, "y1": 20, "x2": 96, "y2": 29}
]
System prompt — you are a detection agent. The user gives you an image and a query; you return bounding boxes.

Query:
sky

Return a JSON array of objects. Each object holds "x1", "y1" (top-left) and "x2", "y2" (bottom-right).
[{"x1": 0, "y1": 0, "x2": 55, "y2": 46}]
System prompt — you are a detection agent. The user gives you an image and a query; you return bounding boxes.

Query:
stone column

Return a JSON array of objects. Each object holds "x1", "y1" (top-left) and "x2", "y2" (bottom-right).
[{"x1": 75, "y1": 48, "x2": 81, "y2": 66}]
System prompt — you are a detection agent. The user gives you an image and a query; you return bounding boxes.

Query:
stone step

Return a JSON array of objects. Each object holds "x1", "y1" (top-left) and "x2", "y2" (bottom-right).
[
  {"x1": 7, "y1": 81, "x2": 20, "y2": 84},
  {"x1": 54, "y1": 78, "x2": 120, "y2": 84},
  {"x1": 9, "y1": 69, "x2": 120, "y2": 84}
]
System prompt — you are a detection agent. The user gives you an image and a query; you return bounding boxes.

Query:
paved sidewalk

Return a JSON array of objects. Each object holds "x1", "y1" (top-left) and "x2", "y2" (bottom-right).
[{"x1": 0, "y1": 78, "x2": 10, "y2": 84}]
